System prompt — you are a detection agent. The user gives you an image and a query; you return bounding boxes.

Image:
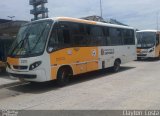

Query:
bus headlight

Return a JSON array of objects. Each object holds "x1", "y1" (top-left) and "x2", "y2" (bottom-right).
[
  {"x1": 29, "y1": 61, "x2": 42, "y2": 70},
  {"x1": 149, "y1": 48, "x2": 154, "y2": 53}
]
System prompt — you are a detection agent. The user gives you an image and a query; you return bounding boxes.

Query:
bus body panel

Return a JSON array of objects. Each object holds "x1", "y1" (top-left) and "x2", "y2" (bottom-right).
[
  {"x1": 6, "y1": 17, "x2": 136, "y2": 82},
  {"x1": 7, "y1": 45, "x2": 136, "y2": 82},
  {"x1": 155, "y1": 44, "x2": 160, "y2": 57},
  {"x1": 50, "y1": 46, "x2": 136, "y2": 80},
  {"x1": 7, "y1": 57, "x2": 19, "y2": 66},
  {"x1": 49, "y1": 47, "x2": 99, "y2": 79},
  {"x1": 137, "y1": 47, "x2": 156, "y2": 58},
  {"x1": 136, "y1": 30, "x2": 160, "y2": 58},
  {"x1": 98, "y1": 45, "x2": 136, "y2": 69},
  {"x1": 137, "y1": 48, "x2": 160, "y2": 58},
  {"x1": 7, "y1": 53, "x2": 51, "y2": 82}
]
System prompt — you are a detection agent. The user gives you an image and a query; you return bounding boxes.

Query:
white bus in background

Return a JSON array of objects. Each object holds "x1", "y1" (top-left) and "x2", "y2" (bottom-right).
[
  {"x1": 7, "y1": 17, "x2": 136, "y2": 86},
  {"x1": 136, "y1": 30, "x2": 160, "y2": 60}
]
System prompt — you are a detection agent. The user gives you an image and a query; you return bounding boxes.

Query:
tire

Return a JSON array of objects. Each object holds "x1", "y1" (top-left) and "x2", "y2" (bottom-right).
[
  {"x1": 57, "y1": 68, "x2": 70, "y2": 86},
  {"x1": 111, "y1": 60, "x2": 121, "y2": 73}
]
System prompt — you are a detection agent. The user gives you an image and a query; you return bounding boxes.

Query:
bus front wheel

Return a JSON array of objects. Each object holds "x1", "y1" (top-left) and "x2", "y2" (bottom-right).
[
  {"x1": 57, "y1": 68, "x2": 70, "y2": 86},
  {"x1": 111, "y1": 59, "x2": 121, "y2": 73}
]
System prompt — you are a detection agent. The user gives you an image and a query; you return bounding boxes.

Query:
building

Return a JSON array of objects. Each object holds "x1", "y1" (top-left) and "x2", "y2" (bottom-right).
[
  {"x1": 30, "y1": 0, "x2": 49, "y2": 21},
  {"x1": 0, "y1": 20, "x2": 28, "y2": 36},
  {"x1": 0, "y1": 19, "x2": 11, "y2": 24}
]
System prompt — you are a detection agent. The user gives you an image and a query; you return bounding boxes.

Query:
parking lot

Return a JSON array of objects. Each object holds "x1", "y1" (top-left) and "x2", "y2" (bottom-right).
[{"x1": 0, "y1": 60, "x2": 160, "y2": 110}]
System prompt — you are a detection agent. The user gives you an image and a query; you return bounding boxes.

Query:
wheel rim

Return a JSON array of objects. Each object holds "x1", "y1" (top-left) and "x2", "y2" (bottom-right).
[{"x1": 61, "y1": 70, "x2": 69, "y2": 83}]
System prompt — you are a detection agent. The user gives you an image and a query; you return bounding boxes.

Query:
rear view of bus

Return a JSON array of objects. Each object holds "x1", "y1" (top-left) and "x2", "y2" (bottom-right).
[{"x1": 136, "y1": 30, "x2": 160, "y2": 59}]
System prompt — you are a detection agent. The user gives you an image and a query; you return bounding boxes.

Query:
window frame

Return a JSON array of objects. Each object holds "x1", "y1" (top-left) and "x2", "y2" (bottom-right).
[{"x1": 47, "y1": 20, "x2": 135, "y2": 53}]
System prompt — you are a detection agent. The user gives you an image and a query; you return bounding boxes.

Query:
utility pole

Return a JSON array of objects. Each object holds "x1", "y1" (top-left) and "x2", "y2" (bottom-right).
[{"x1": 100, "y1": 0, "x2": 103, "y2": 18}]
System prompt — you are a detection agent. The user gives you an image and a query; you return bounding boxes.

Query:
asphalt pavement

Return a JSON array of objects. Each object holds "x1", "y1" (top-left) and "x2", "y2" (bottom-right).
[{"x1": 0, "y1": 60, "x2": 160, "y2": 110}]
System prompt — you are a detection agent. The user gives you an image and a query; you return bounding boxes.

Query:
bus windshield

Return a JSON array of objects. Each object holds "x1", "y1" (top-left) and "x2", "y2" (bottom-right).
[
  {"x1": 8, "y1": 20, "x2": 53, "y2": 57},
  {"x1": 137, "y1": 32, "x2": 156, "y2": 48}
]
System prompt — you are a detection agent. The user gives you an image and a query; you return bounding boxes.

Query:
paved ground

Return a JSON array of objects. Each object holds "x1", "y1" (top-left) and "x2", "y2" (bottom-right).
[
  {"x1": 0, "y1": 73, "x2": 19, "y2": 88},
  {"x1": 0, "y1": 60, "x2": 160, "y2": 110}
]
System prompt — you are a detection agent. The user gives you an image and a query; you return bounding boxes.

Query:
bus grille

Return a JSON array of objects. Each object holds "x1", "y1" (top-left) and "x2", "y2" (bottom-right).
[
  {"x1": 9, "y1": 73, "x2": 36, "y2": 79},
  {"x1": 137, "y1": 54, "x2": 147, "y2": 57},
  {"x1": 13, "y1": 65, "x2": 28, "y2": 70}
]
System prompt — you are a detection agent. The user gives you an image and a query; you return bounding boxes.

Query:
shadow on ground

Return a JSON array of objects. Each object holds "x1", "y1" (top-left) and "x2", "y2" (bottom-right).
[
  {"x1": 0, "y1": 71, "x2": 9, "y2": 78},
  {"x1": 8, "y1": 66, "x2": 135, "y2": 94},
  {"x1": 135, "y1": 58, "x2": 160, "y2": 62}
]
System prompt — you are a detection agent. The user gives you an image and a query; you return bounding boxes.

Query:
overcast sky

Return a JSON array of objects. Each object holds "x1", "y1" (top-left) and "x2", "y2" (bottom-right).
[{"x1": 1, "y1": 0, "x2": 160, "y2": 30}]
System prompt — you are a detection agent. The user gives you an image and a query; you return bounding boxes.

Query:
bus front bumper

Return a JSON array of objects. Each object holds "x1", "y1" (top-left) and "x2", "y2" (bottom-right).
[
  {"x1": 7, "y1": 68, "x2": 47, "y2": 82},
  {"x1": 137, "y1": 53, "x2": 156, "y2": 58}
]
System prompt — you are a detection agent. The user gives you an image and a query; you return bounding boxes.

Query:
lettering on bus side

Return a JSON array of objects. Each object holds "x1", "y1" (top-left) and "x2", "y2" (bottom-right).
[{"x1": 101, "y1": 49, "x2": 114, "y2": 55}]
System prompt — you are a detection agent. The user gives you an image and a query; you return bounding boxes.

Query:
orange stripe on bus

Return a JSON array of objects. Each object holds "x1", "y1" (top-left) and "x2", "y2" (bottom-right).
[
  {"x1": 136, "y1": 49, "x2": 141, "y2": 53},
  {"x1": 7, "y1": 57, "x2": 19, "y2": 65},
  {"x1": 155, "y1": 45, "x2": 160, "y2": 57},
  {"x1": 49, "y1": 47, "x2": 99, "y2": 80}
]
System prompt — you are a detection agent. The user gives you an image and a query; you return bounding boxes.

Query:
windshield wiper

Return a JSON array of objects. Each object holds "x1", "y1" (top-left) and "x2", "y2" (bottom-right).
[
  {"x1": 142, "y1": 39, "x2": 147, "y2": 47},
  {"x1": 10, "y1": 33, "x2": 30, "y2": 57}
]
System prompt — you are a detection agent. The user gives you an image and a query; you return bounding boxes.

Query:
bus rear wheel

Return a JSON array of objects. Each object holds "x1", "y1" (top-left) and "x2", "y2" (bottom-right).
[
  {"x1": 57, "y1": 68, "x2": 70, "y2": 86},
  {"x1": 111, "y1": 59, "x2": 121, "y2": 73}
]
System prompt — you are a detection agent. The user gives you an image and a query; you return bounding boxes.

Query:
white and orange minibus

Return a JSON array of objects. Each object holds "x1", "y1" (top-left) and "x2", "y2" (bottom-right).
[
  {"x1": 136, "y1": 30, "x2": 160, "y2": 60},
  {"x1": 7, "y1": 17, "x2": 136, "y2": 85}
]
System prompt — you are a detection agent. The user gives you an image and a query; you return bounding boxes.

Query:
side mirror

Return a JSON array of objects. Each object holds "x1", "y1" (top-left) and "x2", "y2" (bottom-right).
[
  {"x1": 48, "y1": 47, "x2": 54, "y2": 53},
  {"x1": 156, "y1": 40, "x2": 159, "y2": 46},
  {"x1": 156, "y1": 35, "x2": 159, "y2": 46}
]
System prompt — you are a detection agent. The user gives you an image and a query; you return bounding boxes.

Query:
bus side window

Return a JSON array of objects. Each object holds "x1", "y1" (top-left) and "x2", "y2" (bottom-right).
[
  {"x1": 70, "y1": 23, "x2": 86, "y2": 46},
  {"x1": 156, "y1": 34, "x2": 159, "y2": 45},
  {"x1": 109, "y1": 28, "x2": 123, "y2": 46},
  {"x1": 123, "y1": 29, "x2": 135, "y2": 45},
  {"x1": 104, "y1": 27, "x2": 111, "y2": 46},
  {"x1": 89, "y1": 25, "x2": 106, "y2": 46},
  {"x1": 58, "y1": 22, "x2": 71, "y2": 47},
  {"x1": 48, "y1": 29, "x2": 59, "y2": 52},
  {"x1": 62, "y1": 29, "x2": 70, "y2": 44},
  {"x1": 85, "y1": 25, "x2": 92, "y2": 46}
]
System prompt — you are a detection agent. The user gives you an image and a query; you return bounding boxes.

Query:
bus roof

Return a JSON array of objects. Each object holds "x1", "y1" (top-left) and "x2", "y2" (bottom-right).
[
  {"x1": 30, "y1": 17, "x2": 134, "y2": 30},
  {"x1": 137, "y1": 30, "x2": 160, "y2": 33}
]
